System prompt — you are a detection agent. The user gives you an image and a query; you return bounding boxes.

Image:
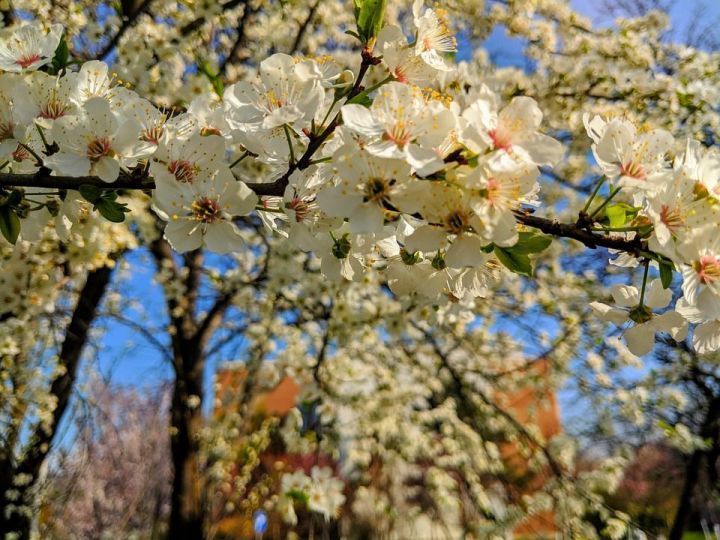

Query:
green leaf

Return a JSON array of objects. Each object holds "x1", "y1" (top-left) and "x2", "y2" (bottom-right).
[
  {"x1": 604, "y1": 204, "x2": 627, "y2": 228},
  {"x1": 345, "y1": 90, "x2": 373, "y2": 107},
  {"x1": 50, "y1": 35, "x2": 70, "y2": 74},
  {"x1": 510, "y1": 232, "x2": 552, "y2": 255},
  {"x1": 0, "y1": 207, "x2": 21, "y2": 245},
  {"x1": 197, "y1": 60, "x2": 224, "y2": 97},
  {"x1": 96, "y1": 199, "x2": 129, "y2": 223},
  {"x1": 659, "y1": 259, "x2": 674, "y2": 289},
  {"x1": 79, "y1": 184, "x2": 103, "y2": 203},
  {"x1": 494, "y1": 246, "x2": 532, "y2": 277},
  {"x1": 353, "y1": 0, "x2": 387, "y2": 44}
]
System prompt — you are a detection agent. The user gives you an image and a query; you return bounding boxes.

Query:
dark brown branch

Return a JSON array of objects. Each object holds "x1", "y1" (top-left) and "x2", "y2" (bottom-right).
[
  {"x1": 95, "y1": 0, "x2": 156, "y2": 61},
  {"x1": 288, "y1": 0, "x2": 320, "y2": 55},
  {"x1": 0, "y1": 172, "x2": 649, "y2": 256},
  {"x1": 0, "y1": 172, "x2": 155, "y2": 191},
  {"x1": 514, "y1": 209, "x2": 646, "y2": 254},
  {"x1": 15, "y1": 262, "x2": 116, "y2": 477},
  {"x1": 218, "y1": 1, "x2": 256, "y2": 76}
]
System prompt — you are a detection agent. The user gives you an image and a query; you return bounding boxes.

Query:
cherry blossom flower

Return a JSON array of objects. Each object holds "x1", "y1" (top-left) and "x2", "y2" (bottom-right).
[
  {"x1": 341, "y1": 82, "x2": 455, "y2": 175},
  {"x1": 412, "y1": 0, "x2": 457, "y2": 72},
  {"x1": 584, "y1": 114, "x2": 674, "y2": 190},
  {"x1": 45, "y1": 97, "x2": 150, "y2": 182},
  {"x1": 317, "y1": 149, "x2": 411, "y2": 234},
  {"x1": 224, "y1": 53, "x2": 323, "y2": 137},
  {"x1": 590, "y1": 279, "x2": 687, "y2": 356},
  {"x1": 462, "y1": 92, "x2": 564, "y2": 167},
  {"x1": 152, "y1": 168, "x2": 257, "y2": 253},
  {"x1": 9, "y1": 71, "x2": 78, "y2": 133},
  {"x1": 0, "y1": 23, "x2": 63, "y2": 72}
]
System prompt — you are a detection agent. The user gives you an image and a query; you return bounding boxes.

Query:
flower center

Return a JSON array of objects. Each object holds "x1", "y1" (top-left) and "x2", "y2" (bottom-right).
[
  {"x1": 694, "y1": 255, "x2": 720, "y2": 285},
  {"x1": 168, "y1": 160, "x2": 197, "y2": 183},
  {"x1": 393, "y1": 66, "x2": 409, "y2": 84},
  {"x1": 191, "y1": 197, "x2": 222, "y2": 223},
  {"x1": 419, "y1": 10, "x2": 457, "y2": 53},
  {"x1": 286, "y1": 197, "x2": 311, "y2": 223},
  {"x1": 15, "y1": 54, "x2": 41, "y2": 69},
  {"x1": 200, "y1": 126, "x2": 222, "y2": 137},
  {"x1": 86, "y1": 138, "x2": 113, "y2": 161},
  {"x1": 39, "y1": 97, "x2": 67, "y2": 120},
  {"x1": 488, "y1": 128, "x2": 512, "y2": 151},
  {"x1": 265, "y1": 89, "x2": 284, "y2": 110},
  {"x1": 383, "y1": 122, "x2": 412, "y2": 147},
  {"x1": 363, "y1": 177, "x2": 392, "y2": 205},
  {"x1": 141, "y1": 125, "x2": 164, "y2": 145},
  {"x1": 12, "y1": 144, "x2": 30, "y2": 162},
  {"x1": 444, "y1": 209, "x2": 470, "y2": 234},
  {"x1": 620, "y1": 160, "x2": 646, "y2": 180},
  {"x1": 659, "y1": 204, "x2": 684, "y2": 232},
  {"x1": 0, "y1": 121, "x2": 15, "y2": 141}
]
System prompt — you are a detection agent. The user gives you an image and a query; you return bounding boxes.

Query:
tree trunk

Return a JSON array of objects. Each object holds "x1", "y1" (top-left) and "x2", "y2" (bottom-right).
[
  {"x1": 669, "y1": 396, "x2": 720, "y2": 540},
  {"x1": 167, "y1": 355, "x2": 205, "y2": 540},
  {"x1": 668, "y1": 449, "x2": 702, "y2": 540},
  {"x1": 0, "y1": 264, "x2": 114, "y2": 540}
]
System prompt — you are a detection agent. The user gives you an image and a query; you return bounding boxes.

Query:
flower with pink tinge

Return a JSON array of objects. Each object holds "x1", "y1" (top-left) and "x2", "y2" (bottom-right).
[
  {"x1": 0, "y1": 23, "x2": 63, "y2": 73},
  {"x1": 462, "y1": 90, "x2": 563, "y2": 168}
]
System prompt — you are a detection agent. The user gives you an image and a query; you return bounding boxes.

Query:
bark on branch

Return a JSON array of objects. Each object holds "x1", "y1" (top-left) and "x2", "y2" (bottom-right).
[{"x1": 0, "y1": 170, "x2": 648, "y2": 257}]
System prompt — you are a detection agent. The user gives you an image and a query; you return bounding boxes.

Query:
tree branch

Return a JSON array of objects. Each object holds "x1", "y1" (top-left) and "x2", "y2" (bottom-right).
[
  {"x1": 16, "y1": 262, "x2": 116, "y2": 478},
  {"x1": 218, "y1": 1, "x2": 256, "y2": 76},
  {"x1": 514, "y1": 209, "x2": 646, "y2": 254},
  {"x1": 94, "y1": 0, "x2": 156, "y2": 61},
  {"x1": 288, "y1": 0, "x2": 320, "y2": 55}
]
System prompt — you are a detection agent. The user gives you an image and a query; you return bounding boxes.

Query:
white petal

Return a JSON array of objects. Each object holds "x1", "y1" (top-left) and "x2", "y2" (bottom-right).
[
  {"x1": 519, "y1": 132, "x2": 564, "y2": 167},
  {"x1": 404, "y1": 225, "x2": 446, "y2": 253},
  {"x1": 589, "y1": 301, "x2": 629, "y2": 325},
  {"x1": 93, "y1": 157, "x2": 120, "y2": 183},
  {"x1": 645, "y1": 278, "x2": 672, "y2": 309},
  {"x1": 624, "y1": 324, "x2": 655, "y2": 357},
  {"x1": 694, "y1": 321, "x2": 720, "y2": 354},
  {"x1": 349, "y1": 204, "x2": 384, "y2": 234},
  {"x1": 610, "y1": 284, "x2": 640, "y2": 308},
  {"x1": 44, "y1": 153, "x2": 91, "y2": 177},
  {"x1": 340, "y1": 105, "x2": 384, "y2": 137},
  {"x1": 164, "y1": 219, "x2": 203, "y2": 252},
  {"x1": 445, "y1": 235, "x2": 486, "y2": 268},
  {"x1": 204, "y1": 221, "x2": 245, "y2": 253},
  {"x1": 223, "y1": 180, "x2": 258, "y2": 216}
]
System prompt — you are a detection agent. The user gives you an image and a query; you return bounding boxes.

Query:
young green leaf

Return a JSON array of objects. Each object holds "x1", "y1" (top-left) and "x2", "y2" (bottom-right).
[
  {"x1": 511, "y1": 232, "x2": 553, "y2": 254},
  {"x1": 0, "y1": 207, "x2": 21, "y2": 245},
  {"x1": 96, "y1": 199, "x2": 130, "y2": 223},
  {"x1": 50, "y1": 35, "x2": 70, "y2": 74},
  {"x1": 353, "y1": 0, "x2": 388, "y2": 44},
  {"x1": 494, "y1": 246, "x2": 532, "y2": 277},
  {"x1": 79, "y1": 184, "x2": 103, "y2": 203},
  {"x1": 659, "y1": 259, "x2": 674, "y2": 289}
]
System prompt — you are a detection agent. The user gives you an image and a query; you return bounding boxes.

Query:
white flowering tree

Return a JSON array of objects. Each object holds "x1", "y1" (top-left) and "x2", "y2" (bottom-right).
[{"x1": 0, "y1": 0, "x2": 719, "y2": 538}]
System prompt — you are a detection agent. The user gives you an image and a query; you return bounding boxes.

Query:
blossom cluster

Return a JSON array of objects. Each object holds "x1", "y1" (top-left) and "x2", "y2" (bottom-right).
[
  {"x1": 0, "y1": 11, "x2": 560, "y2": 299},
  {"x1": 0, "y1": 4, "x2": 718, "y2": 357},
  {"x1": 278, "y1": 467, "x2": 345, "y2": 523},
  {"x1": 586, "y1": 115, "x2": 720, "y2": 354}
]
